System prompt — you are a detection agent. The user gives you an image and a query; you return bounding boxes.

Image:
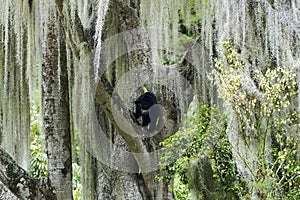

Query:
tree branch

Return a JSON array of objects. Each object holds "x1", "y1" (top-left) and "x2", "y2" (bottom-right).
[
  {"x1": 55, "y1": 0, "x2": 84, "y2": 58},
  {"x1": 95, "y1": 76, "x2": 157, "y2": 172},
  {"x1": 96, "y1": 0, "x2": 196, "y2": 152},
  {"x1": 55, "y1": 0, "x2": 196, "y2": 171},
  {"x1": 0, "y1": 148, "x2": 55, "y2": 200}
]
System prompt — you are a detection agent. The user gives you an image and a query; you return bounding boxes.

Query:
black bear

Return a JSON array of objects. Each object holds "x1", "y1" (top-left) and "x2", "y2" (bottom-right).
[{"x1": 134, "y1": 92, "x2": 159, "y2": 132}]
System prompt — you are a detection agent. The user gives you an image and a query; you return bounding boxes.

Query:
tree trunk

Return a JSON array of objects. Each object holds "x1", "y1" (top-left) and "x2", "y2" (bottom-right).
[{"x1": 42, "y1": 12, "x2": 73, "y2": 200}]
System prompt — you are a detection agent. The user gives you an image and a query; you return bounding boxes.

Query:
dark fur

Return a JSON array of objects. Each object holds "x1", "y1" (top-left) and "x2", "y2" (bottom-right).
[{"x1": 134, "y1": 92, "x2": 158, "y2": 132}]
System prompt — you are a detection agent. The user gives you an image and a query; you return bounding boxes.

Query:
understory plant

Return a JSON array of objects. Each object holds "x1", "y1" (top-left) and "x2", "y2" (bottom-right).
[
  {"x1": 30, "y1": 104, "x2": 48, "y2": 177},
  {"x1": 158, "y1": 103, "x2": 247, "y2": 199},
  {"x1": 212, "y1": 40, "x2": 300, "y2": 199}
]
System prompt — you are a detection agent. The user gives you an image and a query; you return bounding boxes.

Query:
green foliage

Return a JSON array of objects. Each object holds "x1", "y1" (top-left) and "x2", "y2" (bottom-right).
[
  {"x1": 160, "y1": 0, "x2": 202, "y2": 66},
  {"x1": 30, "y1": 104, "x2": 48, "y2": 177},
  {"x1": 213, "y1": 40, "x2": 300, "y2": 199},
  {"x1": 210, "y1": 130, "x2": 248, "y2": 199},
  {"x1": 158, "y1": 104, "x2": 246, "y2": 199},
  {"x1": 72, "y1": 163, "x2": 82, "y2": 200},
  {"x1": 159, "y1": 104, "x2": 214, "y2": 182},
  {"x1": 178, "y1": 0, "x2": 203, "y2": 37},
  {"x1": 173, "y1": 174, "x2": 190, "y2": 199},
  {"x1": 160, "y1": 41, "x2": 300, "y2": 199},
  {"x1": 269, "y1": 133, "x2": 300, "y2": 199},
  {"x1": 72, "y1": 128, "x2": 82, "y2": 199}
]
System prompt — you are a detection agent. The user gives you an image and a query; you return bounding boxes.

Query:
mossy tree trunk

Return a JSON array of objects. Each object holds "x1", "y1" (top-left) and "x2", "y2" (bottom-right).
[{"x1": 42, "y1": 11, "x2": 73, "y2": 200}]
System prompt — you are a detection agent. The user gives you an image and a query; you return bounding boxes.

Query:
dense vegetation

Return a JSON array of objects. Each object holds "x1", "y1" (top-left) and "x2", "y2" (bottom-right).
[
  {"x1": 158, "y1": 42, "x2": 300, "y2": 199},
  {"x1": 1, "y1": 0, "x2": 299, "y2": 199}
]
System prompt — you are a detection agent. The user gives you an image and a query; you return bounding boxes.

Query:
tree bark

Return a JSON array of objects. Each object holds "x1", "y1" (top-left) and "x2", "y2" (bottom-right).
[
  {"x1": 42, "y1": 12, "x2": 73, "y2": 200},
  {"x1": 0, "y1": 148, "x2": 55, "y2": 200},
  {"x1": 92, "y1": 1, "x2": 195, "y2": 199},
  {"x1": 0, "y1": 0, "x2": 197, "y2": 198}
]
